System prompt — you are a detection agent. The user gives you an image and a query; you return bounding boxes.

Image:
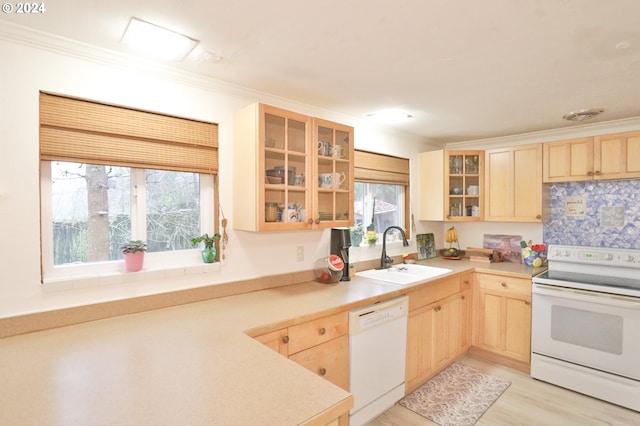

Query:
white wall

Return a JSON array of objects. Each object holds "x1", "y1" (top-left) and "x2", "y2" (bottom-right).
[{"x1": 0, "y1": 29, "x2": 438, "y2": 317}]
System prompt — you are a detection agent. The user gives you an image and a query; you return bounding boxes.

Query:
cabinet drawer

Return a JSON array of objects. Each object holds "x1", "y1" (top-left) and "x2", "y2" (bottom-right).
[
  {"x1": 409, "y1": 276, "x2": 461, "y2": 311},
  {"x1": 289, "y1": 334, "x2": 350, "y2": 391},
  {"x1": 288, "y1": 311, "x2": 348, "y2": 354},
  {"x1": 478, "y1": 274, "x2": 531, "y2": 297}
]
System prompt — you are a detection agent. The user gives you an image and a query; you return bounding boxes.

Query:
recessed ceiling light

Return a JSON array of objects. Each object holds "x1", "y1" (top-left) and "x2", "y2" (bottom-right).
[
  {"x1": 366, "y1": 108, "x2": 413, "y2": 124},
  {"x1": 121, "y1": 18, "x2": 199, "y2": 62},
  {"x1": 562, "y1": 108, "x2": 605, "y2": 121}
]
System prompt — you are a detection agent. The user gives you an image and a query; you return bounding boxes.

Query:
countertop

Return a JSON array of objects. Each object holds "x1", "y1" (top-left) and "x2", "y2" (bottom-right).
[{"x1": 0, "y1": 259, "x2": 544, "y2": 425}]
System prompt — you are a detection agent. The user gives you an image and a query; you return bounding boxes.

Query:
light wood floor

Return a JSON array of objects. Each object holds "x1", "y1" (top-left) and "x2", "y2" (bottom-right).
[{"x1": 368, "y1": 354, "x2": 640, "y2": 426}]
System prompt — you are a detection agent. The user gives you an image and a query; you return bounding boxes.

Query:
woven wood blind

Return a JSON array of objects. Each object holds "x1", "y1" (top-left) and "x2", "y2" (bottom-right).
[
  {"x1": 40, "y1": 92, "x2": 218, "y2": 174},
  {"x1": 354, "y1": 150, "x2": 410, "y2": 185}
]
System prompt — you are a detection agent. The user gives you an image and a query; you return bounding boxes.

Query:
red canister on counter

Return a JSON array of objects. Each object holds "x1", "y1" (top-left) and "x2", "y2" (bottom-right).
[{"x1": 314, "y1": 254, "x2": 344, "y2": 284}]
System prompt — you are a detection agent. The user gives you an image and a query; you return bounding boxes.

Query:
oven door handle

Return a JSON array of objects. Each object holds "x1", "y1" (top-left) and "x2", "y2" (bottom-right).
[{"x1": 533, "y1": 284, "x2": 640, "y2": 309}]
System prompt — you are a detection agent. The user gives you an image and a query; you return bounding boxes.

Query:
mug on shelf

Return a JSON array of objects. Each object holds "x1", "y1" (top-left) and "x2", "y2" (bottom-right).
[
  {"x1": 287, "y1": 208, "x2": 300, "y2": 222},
  {"x1": 333, "y1": 172, "x2": 346, "y2": 189},
  {"x1": 332, "y1": 144, "x2": 346, "y2": 159},
  {"x1": 317, "y1": 141, "x2": 331, "y2": 156},
  {"x1": 319, "y1": 173, "x2": 333, "y2": 188}
]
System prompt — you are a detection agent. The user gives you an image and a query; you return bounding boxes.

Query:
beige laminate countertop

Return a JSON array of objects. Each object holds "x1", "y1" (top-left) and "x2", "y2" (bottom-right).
[{"x1": 0, "y1": 258, "x2": 544, "y2": 426}]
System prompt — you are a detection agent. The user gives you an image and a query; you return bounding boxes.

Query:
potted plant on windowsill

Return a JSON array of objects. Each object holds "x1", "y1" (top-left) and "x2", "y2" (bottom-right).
[
  {"x1": 120, "y1": 240, "x2": 147, "y2": 272},
  {"x1": 191, "y1": 233, "x2": 221, "y2": 263}
]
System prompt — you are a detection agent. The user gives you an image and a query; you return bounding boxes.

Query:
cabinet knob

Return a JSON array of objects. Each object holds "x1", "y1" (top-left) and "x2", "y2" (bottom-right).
[
  {"x1": 594, "y1": 170, "x2": 601, "y2": 175},
  {"x1": 461, "y1": 295, "x2": 466, "y2": 300},
  {"x1": 319, "y1": 327, "x2": 326, "y2": 335},
  {"x1": 536, "y1": 214, "x2": 542, "y2": 220},
  {"x1": 319, "y1": 367, "x2": 327, "y2": 376},
  {"x1": 315, "y1": 217, "x2": 321, "y2": 224},
  {"x1": 525, "y1": 301, "x2": 531, "y2": 306},
  {"x1": 501, "y1": 282, "x2": 507, "y2": 287},
  {"x1": 463, "y1": 280, "x2": 469, "y2": 284},
  {"x1": 307, "y1": 218, "x2": 314, "y2": 225},
  {"x1": 587, "y1": 171, "x2": 594, "y2": 176},
  {"x1": 435, "y1": 305, "x2": 442, "y2": 312},
  {"x1": 282, "y1": 335, "x2": 289, "y2": 344}
]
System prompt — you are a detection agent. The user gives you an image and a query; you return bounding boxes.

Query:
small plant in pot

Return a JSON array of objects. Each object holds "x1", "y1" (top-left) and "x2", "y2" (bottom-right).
[
  {"x1": 120, "y1": 240, "x2": 147, "y2": 272},
  {"x1": 191, "y1": 233, "x2": 221, "y2": 263}
]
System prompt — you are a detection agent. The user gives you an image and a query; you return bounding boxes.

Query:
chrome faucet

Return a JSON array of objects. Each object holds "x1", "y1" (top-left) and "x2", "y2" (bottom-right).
[{"x1": 379, "y1": 226, "x2": 410, "y2": 269}]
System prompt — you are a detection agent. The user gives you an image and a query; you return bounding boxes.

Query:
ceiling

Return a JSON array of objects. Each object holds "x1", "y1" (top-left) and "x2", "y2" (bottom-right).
[{"x1": 3, "y1": 0, "x2": 640, "y2": 143}]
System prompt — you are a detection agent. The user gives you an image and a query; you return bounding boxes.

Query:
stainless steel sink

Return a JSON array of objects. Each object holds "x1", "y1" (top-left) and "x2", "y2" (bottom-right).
[{"x1": 356, "y1": 264, "x2": 452, "y2": 286}]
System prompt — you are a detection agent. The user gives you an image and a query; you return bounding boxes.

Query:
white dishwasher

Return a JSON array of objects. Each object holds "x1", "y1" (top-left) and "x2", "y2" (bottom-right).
[{"x1": 349, "y1": 295, "x2": 408, "y2": 426}]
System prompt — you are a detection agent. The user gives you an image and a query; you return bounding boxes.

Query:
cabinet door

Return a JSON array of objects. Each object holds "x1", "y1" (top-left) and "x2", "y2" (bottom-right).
[
  {"x1": 504, "y1": 295, "x2": 531, "y2": 363},
  {"x1": 445, "y1": 151, "x2": 483, "y2": 221},
  {"x1": 543, "y1": 137, "x2": 594, "y2": 182},
  {"x1": 485, "y1": 144, "x2": 542, "y2": 222},
  {"x1": 595, "y1": 131, "x2": 640, "y2": 180},
  {"x1": 312, "y1": 118, "x2": 354, "y2": 228},
  {"x1": 289, "y1": 335, "x2": 350, "y2": 391},
  {"x1": 262, "y1": 105, "x2": 313, "y2": 230},
  {"x1": 233, "y1": 103, "x2": 313, "y2": 231},
  {"x1": 478, "y1": 290, "x2": 503, "y2": 351},
  {"x1": 405, "y1": 304, "x2": 434, "y2": 392}
]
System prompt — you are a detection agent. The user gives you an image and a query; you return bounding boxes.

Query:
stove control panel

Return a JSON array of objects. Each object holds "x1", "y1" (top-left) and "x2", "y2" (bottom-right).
[{"x1": 548, "y1": 245, "x2": 640, "y2": 268}]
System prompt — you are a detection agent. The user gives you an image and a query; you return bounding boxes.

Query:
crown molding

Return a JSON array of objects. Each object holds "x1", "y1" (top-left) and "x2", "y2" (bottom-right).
[{"x1": 445, "y1": 116, "x2": 640, "y2": 150}]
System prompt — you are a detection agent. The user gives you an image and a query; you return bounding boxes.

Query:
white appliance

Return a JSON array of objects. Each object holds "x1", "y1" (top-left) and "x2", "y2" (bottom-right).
[
  {"x1": 349, "y1": 295, "x2": 408, "y2": 426},
  {"x1": 531, "y1": 245, "x2": 640, "y2": 411}
]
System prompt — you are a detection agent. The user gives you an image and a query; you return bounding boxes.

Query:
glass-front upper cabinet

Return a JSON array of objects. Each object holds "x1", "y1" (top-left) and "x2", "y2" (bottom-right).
[
  {"x1": 313, "y1": 118, "x2": 354, "y2": 227},
  {"x1": 233, "y1": 103, "x2": 354, "y2": 231},
  {"x1": 233, "y1": 103, "x2": 312, "y2": 231},
  {"x1": 444, "y1": 151, "x2": 483, "y2": 221}
]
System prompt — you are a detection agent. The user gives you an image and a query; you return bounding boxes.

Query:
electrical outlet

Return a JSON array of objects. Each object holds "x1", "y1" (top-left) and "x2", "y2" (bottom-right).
[{"x1": 296, "y1": 246, "x2": 304, "y2": 262}]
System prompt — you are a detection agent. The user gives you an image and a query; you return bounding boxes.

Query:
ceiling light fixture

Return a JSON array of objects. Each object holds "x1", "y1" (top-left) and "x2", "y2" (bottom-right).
[
  {"x1": 562, "y1": 108, "x2": 605, "y2": 122},
  {"x1": 121, "y1": 18, "x2": 199, "y2": 62},
  {"x1": 367, "y1": 108, "x2": 413, "y2": 124}
]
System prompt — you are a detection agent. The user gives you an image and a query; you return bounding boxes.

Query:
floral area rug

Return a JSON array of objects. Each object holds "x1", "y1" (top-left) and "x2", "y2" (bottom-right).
[{"x1": 398, "y1": 362, "x2": 511, "y2": 426}]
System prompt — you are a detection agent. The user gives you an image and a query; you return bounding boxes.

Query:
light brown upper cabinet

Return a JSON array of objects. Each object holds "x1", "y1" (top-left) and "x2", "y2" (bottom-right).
[
  {"x1": 420, "y1": 150, "x2": 484, "y2": 221},
  {"x1": 233, "y1": 103, "x2": 354, "y2": 231},
  {"x1": 543, "y1": 131, "x2": 640, "y2": 182},
  {"x1": 484, "y1": 144, "x2": 543, "y2": 222}
]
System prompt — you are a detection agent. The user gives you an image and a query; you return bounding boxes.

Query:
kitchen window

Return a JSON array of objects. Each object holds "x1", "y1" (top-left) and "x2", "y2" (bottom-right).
[
  {"x1": 39, "y1": 92, "x2": 219, "y2": 285},
  {"x1": 354, "y1": 150, "x2": 410, "y2": 244}
]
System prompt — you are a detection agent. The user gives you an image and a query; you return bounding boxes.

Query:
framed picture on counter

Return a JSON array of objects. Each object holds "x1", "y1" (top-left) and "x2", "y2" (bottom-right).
[{"x1": 416, "y1": 233, "x2": 436, "y2": 260}]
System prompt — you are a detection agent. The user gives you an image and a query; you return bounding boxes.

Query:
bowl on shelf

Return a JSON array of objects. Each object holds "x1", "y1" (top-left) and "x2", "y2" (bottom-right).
[
  {"x1": 450, "y1": 187, "x2": 463, "y2": 195},
  {"x1": 266, "y1": 175, "x2": 282, "y2": 184}
]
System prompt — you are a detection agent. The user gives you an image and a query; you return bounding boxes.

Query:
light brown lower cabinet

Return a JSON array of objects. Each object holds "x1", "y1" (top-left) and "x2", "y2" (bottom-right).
[
  {"x1": 474, "y1": 273, "x2": 532, "y2": 364},
  {"x1": 405, "y1": 274, "x2": 471, "y2": 393},
  {"x1": 289, "y1": 335, "x2": 349, "y2": 391},
  {"x1": 253, "y1": 311, "x2": 350, "y2": 391}
]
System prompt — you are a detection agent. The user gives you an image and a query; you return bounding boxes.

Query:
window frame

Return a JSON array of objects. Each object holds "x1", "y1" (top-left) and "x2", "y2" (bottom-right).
[
  {"x1": 353, "y1": 150, "x2": 411, "y2": 242},
  {"x1": 40, "y1": 161, "x2": 217, "y2": 285}
]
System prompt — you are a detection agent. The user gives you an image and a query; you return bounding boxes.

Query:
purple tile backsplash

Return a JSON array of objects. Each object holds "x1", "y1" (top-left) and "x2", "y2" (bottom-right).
[{"x1": 543, "y1": 179, "x2": 640, "y2": 249}]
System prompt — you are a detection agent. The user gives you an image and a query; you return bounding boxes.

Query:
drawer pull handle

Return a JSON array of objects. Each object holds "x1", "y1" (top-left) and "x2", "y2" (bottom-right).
[
  {"x1": 501, "y1": 282, "x2": 507, "y2": 287},
  {"x1": 525, "y1": 301, "x2": 531, "y2": 306},
  {"x1": 282, "y1": 335, "x2": 289, "y2": 344},
  {"x1": 319, "y1": 367, "x2": 327, "y2": 376},
  {"x1": 319, "y1": 327, "x2": 326, "y2": 335}
]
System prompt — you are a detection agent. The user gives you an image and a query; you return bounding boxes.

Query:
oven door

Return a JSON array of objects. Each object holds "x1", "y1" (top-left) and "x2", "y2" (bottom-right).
[{"x1": 532, "y1": 283, "x2": 640, "y2": 381}]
